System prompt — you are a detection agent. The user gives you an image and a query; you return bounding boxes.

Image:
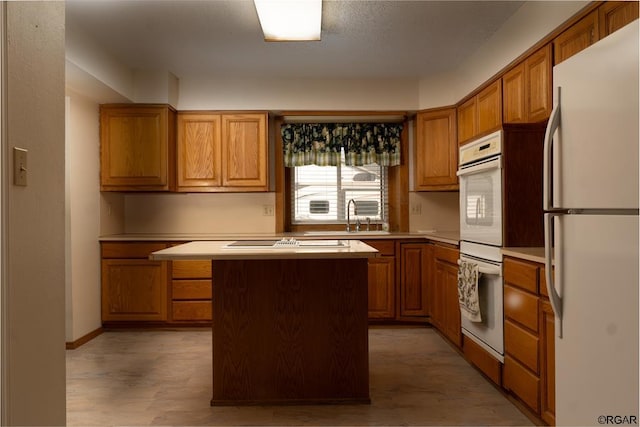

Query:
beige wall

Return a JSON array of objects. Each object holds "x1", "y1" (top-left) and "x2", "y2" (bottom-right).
[
  {"x1": 4, "y1": 2, "x2": 66, "y2": 425},
  {"x1": 65, "y1": 90, "x2": 102, "y2": 343}
]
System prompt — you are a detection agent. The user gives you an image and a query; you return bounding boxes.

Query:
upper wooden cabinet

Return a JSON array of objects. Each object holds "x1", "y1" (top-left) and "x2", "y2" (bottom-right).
[
  {"x1": 599, "y1": 1, "x2": 639, "y2": 39},
  {"x1": 503, "y1": 44, "x2": 552, "y2": 124},
  {"x1": 100, "y1": 104, "x2": 176, "y2": 191},
  {"x1": 554, "y1": 10, "x2": 599, "y2": 65},
  {"x1": 414, "y1": 107, "x2": 458, "y2": 191},
  {"x1": 177, "y1": 113, "x2": 222, "y2": 190},
  {"x1": 457, "y1": 79, "x2": 502, "y2": 145},
  {"x1": 177, "y1": 112, "x2": 269, "y2": 192},
  {"x1": 221, "y1": 113, "x2": 269, "y2": 190}
]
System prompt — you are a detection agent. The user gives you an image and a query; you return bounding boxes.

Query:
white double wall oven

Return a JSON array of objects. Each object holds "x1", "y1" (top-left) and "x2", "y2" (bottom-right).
[{"x1": 457, "y1": 130, "x2": 505, "y2": 363}]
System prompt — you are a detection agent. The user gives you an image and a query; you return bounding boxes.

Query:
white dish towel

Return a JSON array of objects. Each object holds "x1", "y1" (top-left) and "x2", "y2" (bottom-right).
[{"x1": 457, "y1": 259, "x2": 482, "y2": 322}]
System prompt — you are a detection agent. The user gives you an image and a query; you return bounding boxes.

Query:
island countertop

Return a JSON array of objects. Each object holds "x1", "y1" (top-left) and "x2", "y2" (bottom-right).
[{"x1": 149, "y1": 239, "x2": 379, "y2": 261}]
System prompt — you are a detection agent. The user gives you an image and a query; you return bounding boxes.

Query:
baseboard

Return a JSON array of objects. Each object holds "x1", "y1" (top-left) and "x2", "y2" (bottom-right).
[{"x1": 66, "y1": 327, "x2": 103, "y2": 349}]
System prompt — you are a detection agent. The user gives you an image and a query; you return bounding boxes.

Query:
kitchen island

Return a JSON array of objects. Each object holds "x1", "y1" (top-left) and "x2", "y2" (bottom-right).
[{"x1": 150, "y1": 239, "x2": 378, "y2": 406}]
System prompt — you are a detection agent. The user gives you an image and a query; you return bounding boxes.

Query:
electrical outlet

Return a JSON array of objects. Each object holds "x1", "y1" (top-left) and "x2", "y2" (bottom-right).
[
  {"x1": 410, "y1": 202, "x2": 422, "y2": 215},
  {"x1": 263, "y1": 205, "x2": 275, "y2": 216}
]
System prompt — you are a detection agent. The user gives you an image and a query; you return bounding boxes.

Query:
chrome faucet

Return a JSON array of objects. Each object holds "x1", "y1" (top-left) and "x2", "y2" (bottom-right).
[{"x1": 346, "y1": 199, "x2": 358, "y2": 232}]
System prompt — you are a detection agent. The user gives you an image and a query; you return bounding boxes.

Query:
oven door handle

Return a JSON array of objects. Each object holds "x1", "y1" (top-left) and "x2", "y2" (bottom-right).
[
  {"x1": 457, "y1": 259, "x2": 502, "y2": 277},
  {"x1": 456, "y1": 157, "x2": 501, "y2": 177}
]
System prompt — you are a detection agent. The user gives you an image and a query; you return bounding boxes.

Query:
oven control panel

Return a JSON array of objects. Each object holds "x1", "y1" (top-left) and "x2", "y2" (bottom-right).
[{"x1": 459, "y1": 130, "x2": 502, "y2": 167}]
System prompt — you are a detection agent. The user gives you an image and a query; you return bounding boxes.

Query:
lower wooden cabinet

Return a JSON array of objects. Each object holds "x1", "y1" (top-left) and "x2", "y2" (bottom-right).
[
  {"x1": 503, "y1": 256, "x2": 556, "y2": 424},
  {"x1": 101, "y1": 242, "x2": 169, "y2": 322},
  {"x1": 101, "y1": 241, "x2": 214, "y2": 326},
  {"x1": 432, "y1": 244, "x2": 461, "y2": 348},
  {"x1": 399, "y1": 243, "x2": 433, "y2": 319},
  {"x1": 170, "y1": 259, "x2": 213, "y2": 323},
  {"x1": 364, "y1": 239, "x2": 396, "y2": 320}
]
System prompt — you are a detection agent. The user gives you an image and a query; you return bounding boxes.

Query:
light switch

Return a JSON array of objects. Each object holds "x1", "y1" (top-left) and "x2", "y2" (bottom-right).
[{"x1": 13, "y1": 147, "x2": 27, "y2": 186}]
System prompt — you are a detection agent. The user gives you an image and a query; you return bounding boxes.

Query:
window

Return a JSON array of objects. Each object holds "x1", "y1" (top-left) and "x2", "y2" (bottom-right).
[{"x1": 291, "y1": 149, "x2": 388, "y2": 224}]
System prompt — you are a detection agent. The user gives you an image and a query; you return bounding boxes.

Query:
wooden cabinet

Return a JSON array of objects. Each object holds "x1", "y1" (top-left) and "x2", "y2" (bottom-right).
[
  {"x1": 457, "y1": 80, "x2": 502, "y2": 145},
  {"x1": 414, "y1": 107, "x2": 458, "y2": 191},
  {"x1": 599, "y1": 1, "x2": 639, "y2": 39},
  {"x1": 101, "y1": 242, "x2": 169, "y2": 322},
  {"x1": 399, "y1": 243, "x2": 432, "y2": 319},
  {"x1": 176, "y1": 113, "x2": 222, "y2": 189},
  {"x1": 177, "y1": 112, "x2": 269, "y2": 192},
  {"x1": 364, "y1": 240, "x2": 396, "y2": 320},
  {"x1": 431, "y1": 244, "x2": 461, "y2": 348},
  {"x1": 554, "y1": 10, "x2": 599, "y2": 65},
  {"x1": 503, "y1": 44, "x2": 552, "y2": 124},
  {"x1": 100, "y1": 104, "x2": 176, "y2": 191},
  {"x1": 221, "y1": 113, "x2": 269, "y2": 190},
  {"x1": 503, "y1": 256, "x2": 555, "y2": 423},
  {"x1": 170, "y1": 259, "x2": 212, "y2": 322}
]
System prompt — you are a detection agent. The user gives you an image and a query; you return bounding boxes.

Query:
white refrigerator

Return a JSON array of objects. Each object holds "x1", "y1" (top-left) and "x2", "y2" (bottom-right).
[{"x1": 543, "y1": 20, "x2": 639, "y2": 426}]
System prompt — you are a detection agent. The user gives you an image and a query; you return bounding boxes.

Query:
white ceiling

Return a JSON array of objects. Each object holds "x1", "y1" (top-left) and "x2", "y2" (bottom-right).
[{"x1": 65, "y1": 0, "x2": 525, "y2": 80}]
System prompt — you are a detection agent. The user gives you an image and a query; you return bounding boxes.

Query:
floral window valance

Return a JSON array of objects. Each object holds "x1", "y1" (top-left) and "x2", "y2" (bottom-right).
[{"x1": 281, "y1": 123, "x2": 403, "y2": 167}]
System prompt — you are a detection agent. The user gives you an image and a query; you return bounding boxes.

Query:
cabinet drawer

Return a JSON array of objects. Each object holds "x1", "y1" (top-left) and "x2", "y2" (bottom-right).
[
  {"x1": 505, "y1": 319, "x2": 539, "y2": 374},
  {"x1": 504, "y1": 257, "x2": 539, "y2": 293},
  {"x1": 172, "y1": 280, "x2": 212, "y2": 300},
  {"x1": 172, "y1": 260, "x2": 212, "y2": 279},
  {"x1": 504, "y1": 284, "x2": 539, "y2": 332},
  {"x1": 172, "y1": 301, "x2": 212, "y2": 321},
  {"x1": 434, "y1": 244, "x2": 459, "y2": 264},
  {"x1": 504, "y1": 355, "x2": 540, "y2": 413},
  {"x1": 101, "y1": 242, "x2": 167, "y2": 259},
  {"x1": 362, "y1": 239, "x2": 395, "y2": 256}
]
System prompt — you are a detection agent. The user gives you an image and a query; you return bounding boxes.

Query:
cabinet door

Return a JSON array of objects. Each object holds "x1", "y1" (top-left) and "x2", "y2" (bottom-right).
[
  {"x1": 221, "y1": 113, "x2": 268, "y2": 190},
  {"x1": 102, "y1": 259, "x2": 168, "y2": 321},
  {"x1": 539, "y1": 299, "x2": 556, "y2": 425},
  {"x1": 502, "y1": 63, "x2": 526, "y2": 124},
  {"x1": 477, "y1": 80, "x2": 502, "y2": 135},
  {"x1": 100, "y1": 105, "x2": 174, "y2": 191},
  {"x1": 368, "y1": 257, "x2": 395, "y2": 319},
  {"x1": 457, "y1": 97, "x2": 476, "y2": 144},
  {"x1": 441, "y1": 259, "x2": 462, "y2": 347},
  {"x1": 177, "y1": 113, "x2": 222, "y2": 190},
  {"x1": 400, "y1": 244, "x2": 431, "y2": 317},
  {"x1": 414, "y1": 108, "x2": 458, "y2": 190},
  {"x1": 554, "y1": 10, "x2": 599, "y2": 64},
  {"x1": 599, "y1": 1, "x2": 639, "y2": 39},
  {"x1": 526, "y1": 44, "x2": 552, "y2": 123}
]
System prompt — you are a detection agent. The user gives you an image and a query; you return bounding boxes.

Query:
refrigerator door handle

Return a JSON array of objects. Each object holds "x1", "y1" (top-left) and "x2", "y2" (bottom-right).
[
  {"x1": 544, "y1": 212, "x2": 563, "y2": 338},
  {"x1": 543, "y1": 87, "x2": 561, "y2": 211}
]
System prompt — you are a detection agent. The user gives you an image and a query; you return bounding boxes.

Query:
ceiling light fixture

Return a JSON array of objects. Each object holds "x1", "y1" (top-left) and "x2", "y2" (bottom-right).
[{"x1": 254, "y1": 0, "x2": 322, "y2": 42}]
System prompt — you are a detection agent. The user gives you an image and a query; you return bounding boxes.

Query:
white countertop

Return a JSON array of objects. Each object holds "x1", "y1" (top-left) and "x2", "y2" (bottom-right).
[
  {"x1": 149, "y1": 239, "x2": 379, "y2": 261},
  {"x1": 501, "y1": 247, "x2": 546, "y2": 264},
  {"x1": 100, "y1": 230, "x2": 461, "y2": 246}
]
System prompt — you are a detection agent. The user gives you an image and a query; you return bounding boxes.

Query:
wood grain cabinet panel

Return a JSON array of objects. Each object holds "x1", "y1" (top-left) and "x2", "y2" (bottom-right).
[
  {"x1": 101, "y1": 259, "x2": 168, "y2": 322},
  {"x1": 505, "y1": 319, "x2": 539, "y2": 374},
  {"x1": 457, "y1": 80, "x2": 502, "y2": 144},
  {"x1": 433, "y1": 244, "x2": 461, "y2": 348},
  {"x1": 554, "y1": 10, "x2": 599, "y2": 65},
  {"x1": 504, "y1": 257, "x2": 539, "y2": 294},
  {"x1": 400, "y1": 243, "x2": 431, "y2": 317},
  {"x1": 172, "y1": 301, "x2": 212, "y2": 321},
  {"x1": 172, "y1": 280, "x2": 212, "y2": 300},
  {"x1": 504, "y1": 45, "x2": 552, "y2": 124},
  {"x1": 504, "y1": 284, "x2": 539, "y2": 333},
  {"x1": 504, "y1": 355, "x2": 540, "y2": 413},
  {"x1": 172, "y1": 260, "x2": 212, "y2": 279},
  {"x1": 599, "y1": 1, "x2": 639, "y2": 39},
  {"x1": 100, "y1": 104, "x2": 176, "y2": 191},
  {"x1": 177, "y1": 112, "x2": 268, "y2": 192},
  {"x1": 367, "y1": 257, "x2": 396, "y2": 319},
  {"x1": 476, "y1": 80, "x2": 502, "y2": 135},
  {"x1": 414, "y1": 107, "x2": 458, "y2": 191},
  {"x1": 221, "y1": 113, "x2": 268, "y2": 190},
  {"x1": 177, "y1": 113, "x2": 222, "y2": 190}
]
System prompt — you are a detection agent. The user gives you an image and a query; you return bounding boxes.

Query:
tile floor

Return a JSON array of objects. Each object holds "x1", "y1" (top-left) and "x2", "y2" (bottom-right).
[{"x1": 66, "y1": 326, "x2": 533, "y2": 426}]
